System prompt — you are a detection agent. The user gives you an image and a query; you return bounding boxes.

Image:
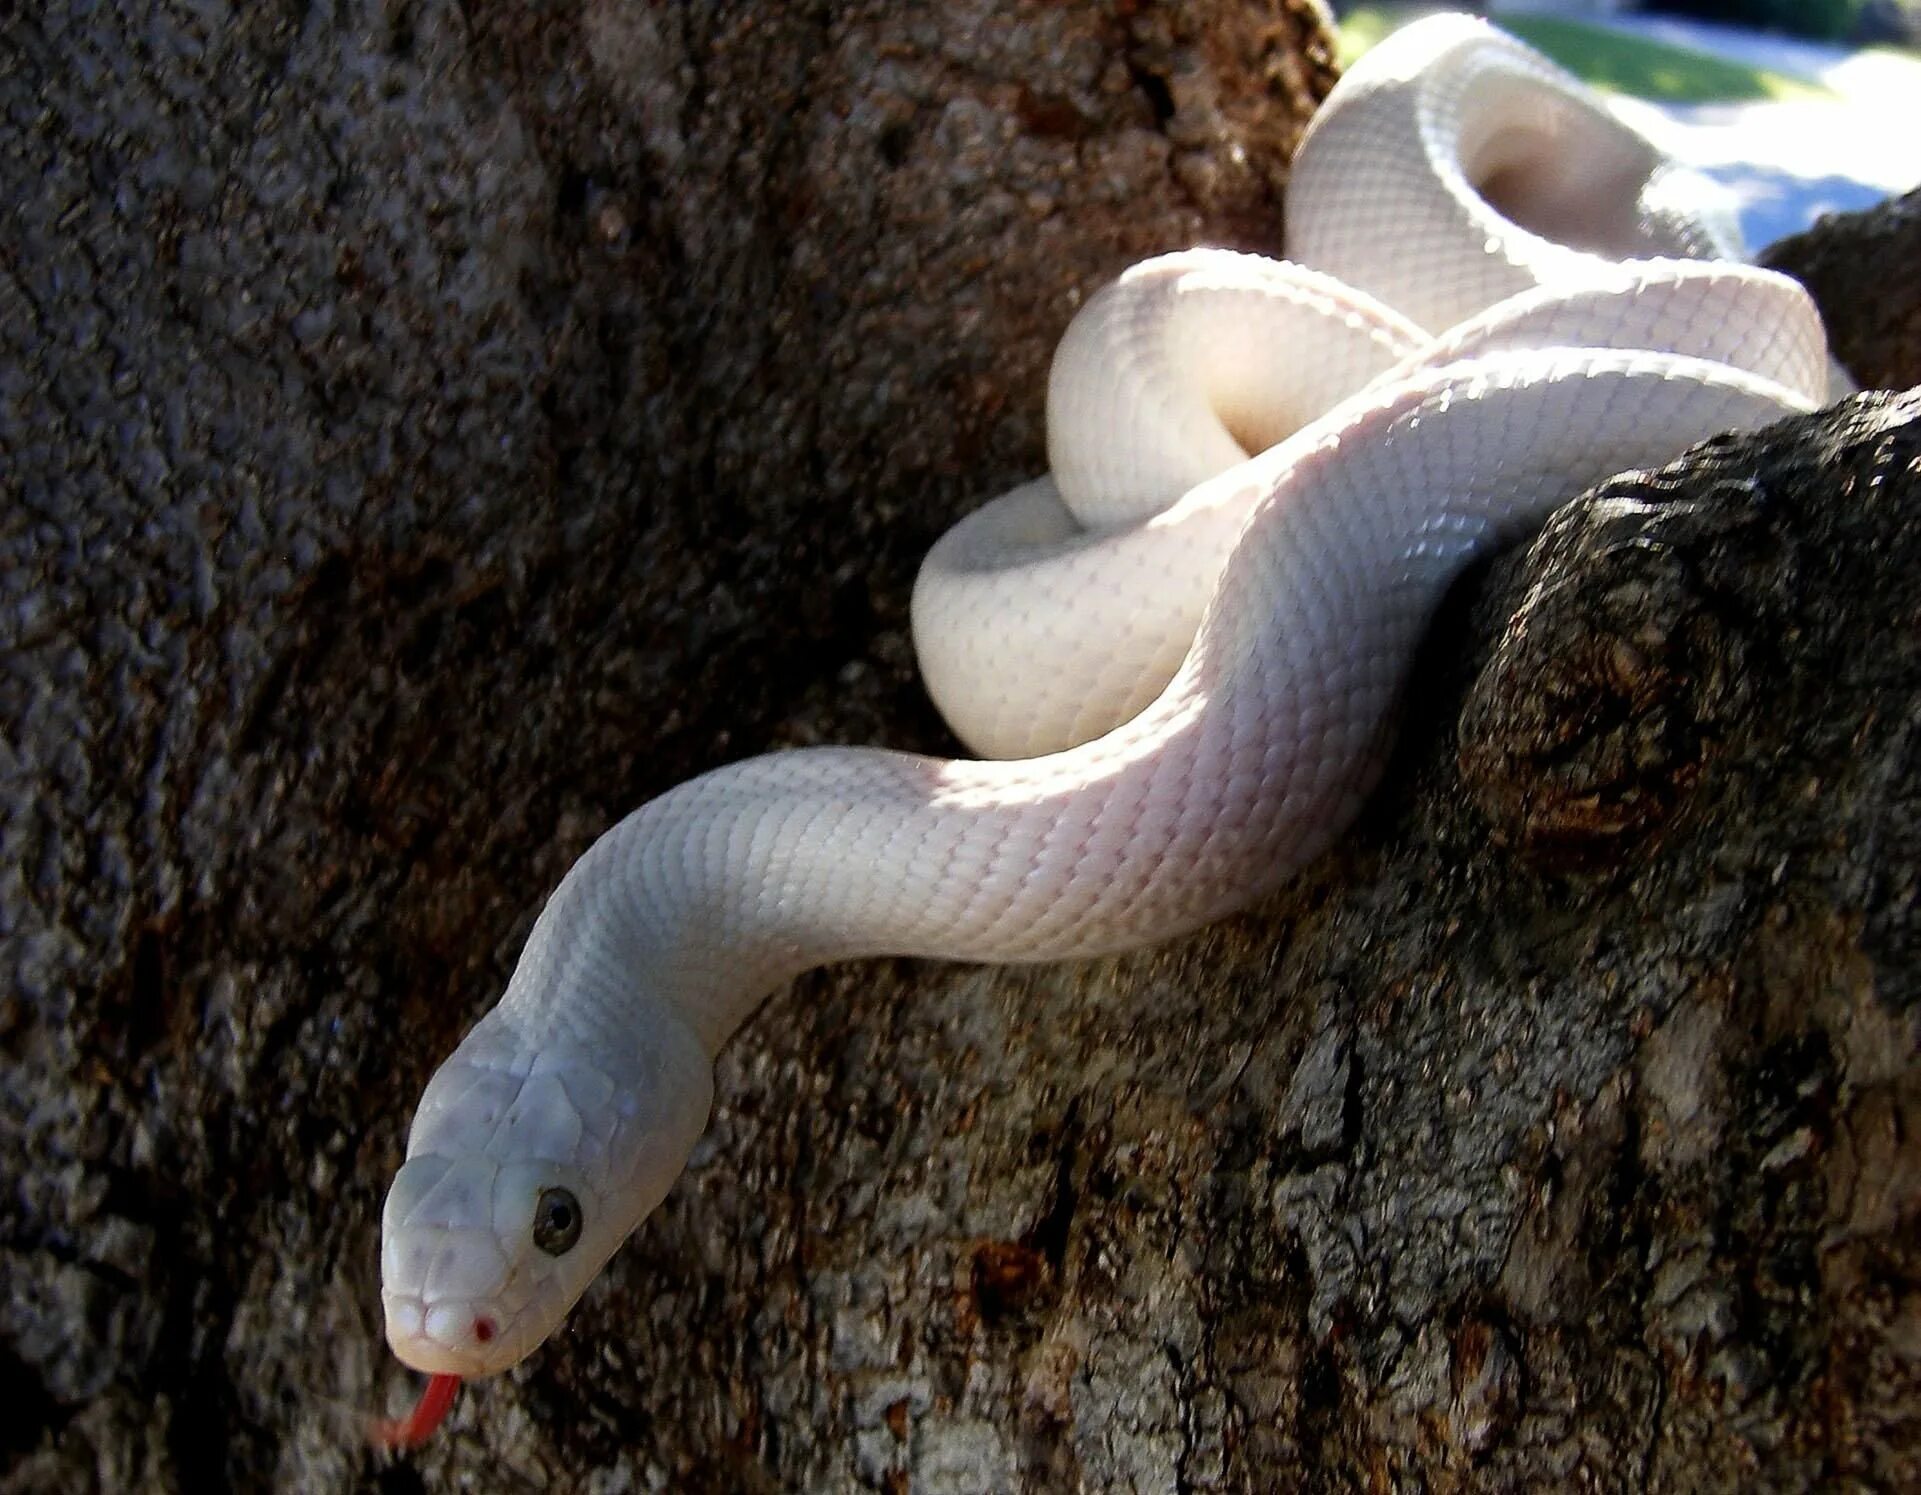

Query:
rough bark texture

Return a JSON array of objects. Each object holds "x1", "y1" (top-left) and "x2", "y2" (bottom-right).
[
  {"x1": 1763, "y1": 187, "x2": 1921, "y2": 396},
  {"x1": 2, "y1": 3, "x2": 1917, "y2": 1493}
]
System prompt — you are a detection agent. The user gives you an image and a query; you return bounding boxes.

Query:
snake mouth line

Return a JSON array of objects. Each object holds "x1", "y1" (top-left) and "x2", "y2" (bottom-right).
[{"x1": 384, "y1": 1287, "x2": 533, "y2": 1376}]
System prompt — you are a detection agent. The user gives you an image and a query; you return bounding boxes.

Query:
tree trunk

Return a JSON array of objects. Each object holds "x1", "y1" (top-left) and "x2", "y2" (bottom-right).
[{"x1": 2, "y1": 4, "x2": 1915, "y2": 1492}]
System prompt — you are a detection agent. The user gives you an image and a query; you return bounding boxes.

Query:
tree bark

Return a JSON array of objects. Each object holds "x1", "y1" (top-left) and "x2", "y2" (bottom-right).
[
  {"x1": 1763, "y1": 186, "x2": 1921, "y2": 394},
  {"x1": 3, "y1": 4, "x2": 1916, "y2": 1493}
]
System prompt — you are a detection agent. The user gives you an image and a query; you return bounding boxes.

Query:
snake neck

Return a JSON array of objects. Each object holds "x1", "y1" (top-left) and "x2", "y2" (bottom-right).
[{"x1": 500, "y1": 665, "x2": 1358, "y2": 1060}]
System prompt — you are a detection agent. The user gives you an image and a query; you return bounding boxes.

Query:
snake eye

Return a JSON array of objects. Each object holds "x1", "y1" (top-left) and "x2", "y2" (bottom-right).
[{"x1": 532, "y1": 1187, "x2": 583, "y2": 1256}]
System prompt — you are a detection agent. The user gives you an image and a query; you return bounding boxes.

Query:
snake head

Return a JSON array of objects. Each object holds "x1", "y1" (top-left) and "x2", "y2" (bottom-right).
[{"x1": 380, "y1": 1002, "x2": 713, "y2": 1377}]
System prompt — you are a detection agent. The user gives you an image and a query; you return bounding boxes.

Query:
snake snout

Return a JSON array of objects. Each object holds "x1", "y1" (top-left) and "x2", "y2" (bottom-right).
[
  {"x1": 380, "y1": 1155, "x2": 522, "y2": 1374},
  {"x1": 383, "y1": 1284, "x2": 514, "y2": 1376}
]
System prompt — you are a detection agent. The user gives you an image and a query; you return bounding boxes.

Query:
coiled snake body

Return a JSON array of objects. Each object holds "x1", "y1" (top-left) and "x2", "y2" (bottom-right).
[{"x1": 373, "y1": 14, "x2": 1837, "y2": 1442}]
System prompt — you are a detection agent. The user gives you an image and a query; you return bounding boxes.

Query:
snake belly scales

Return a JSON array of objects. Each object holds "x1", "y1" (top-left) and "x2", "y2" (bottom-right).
[{"x1": 370, "y1": 12, "x2": 1841, "y2": 1444}]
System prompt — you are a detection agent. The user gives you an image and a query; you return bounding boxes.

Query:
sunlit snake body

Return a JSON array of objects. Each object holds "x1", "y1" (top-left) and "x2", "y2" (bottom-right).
[{"x1": 373, "y1": 13, "x2": 1836, "y2": 1439}]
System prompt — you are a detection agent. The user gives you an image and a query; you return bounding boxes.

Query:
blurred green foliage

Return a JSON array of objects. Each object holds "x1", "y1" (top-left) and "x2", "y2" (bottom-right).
[
  {"x1": 1336, "y1": 7, "x2": 1830, "y2": 101},
  {"x1": 1659, "y1": 0, "x2": 1867, "y2": 43}
]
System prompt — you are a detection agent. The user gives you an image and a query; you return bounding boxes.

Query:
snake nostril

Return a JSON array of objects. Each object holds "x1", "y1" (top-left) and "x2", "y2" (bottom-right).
[{"x1": 473, "y1": 1316, "x2": 496, "y2": 1344}]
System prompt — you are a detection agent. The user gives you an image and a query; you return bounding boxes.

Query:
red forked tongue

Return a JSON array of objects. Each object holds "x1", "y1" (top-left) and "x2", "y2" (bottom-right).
[{"x1": 370, "y1": 1373, "x2": 462, "y2": 1450}]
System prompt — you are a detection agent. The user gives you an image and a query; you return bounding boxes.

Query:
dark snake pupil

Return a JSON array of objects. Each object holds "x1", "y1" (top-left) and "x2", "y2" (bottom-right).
[{"x1": 533, "y1": 1186, "x2": 583, "y2": 1255}]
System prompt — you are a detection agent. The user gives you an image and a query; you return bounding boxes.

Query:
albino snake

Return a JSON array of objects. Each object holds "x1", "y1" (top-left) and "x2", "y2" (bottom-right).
[{"x1": 372, "y1": 13, "x2": 1838, "y2": 1445}]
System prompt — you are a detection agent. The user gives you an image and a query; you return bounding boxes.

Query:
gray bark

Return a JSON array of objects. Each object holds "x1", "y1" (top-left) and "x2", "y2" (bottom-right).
[{"x1": 3, "y1": 3, "x2": 1916, "y2": 1493}]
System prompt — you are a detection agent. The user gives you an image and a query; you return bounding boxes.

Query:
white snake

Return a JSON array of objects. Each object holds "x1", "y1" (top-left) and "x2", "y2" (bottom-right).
[{"x1": 372, "y1": 14, "x2": 1837, "y2": 1443}]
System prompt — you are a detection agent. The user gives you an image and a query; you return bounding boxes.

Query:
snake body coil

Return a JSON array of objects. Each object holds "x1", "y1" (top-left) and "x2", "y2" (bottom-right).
[{"x1": 376, "y1": 14, "x2": 1835, "y2": 1415}]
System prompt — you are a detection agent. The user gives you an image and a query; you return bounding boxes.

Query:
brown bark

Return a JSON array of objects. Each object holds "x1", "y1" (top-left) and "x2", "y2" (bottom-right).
[
  {"x1": 1764, "y1": 186, "x2": 1921, "y2": 393},
  {"x1": 3, "y1": 3, "x2": 1917, "y2": 1493}
]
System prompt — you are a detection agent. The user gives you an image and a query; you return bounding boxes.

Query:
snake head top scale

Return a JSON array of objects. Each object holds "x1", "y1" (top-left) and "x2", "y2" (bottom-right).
[{"x1": 381, "y1": 998, "x2": 713, "y2": 1379}]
